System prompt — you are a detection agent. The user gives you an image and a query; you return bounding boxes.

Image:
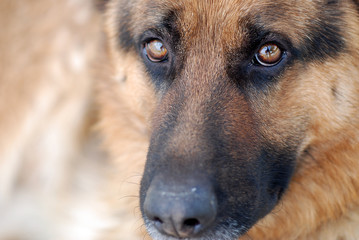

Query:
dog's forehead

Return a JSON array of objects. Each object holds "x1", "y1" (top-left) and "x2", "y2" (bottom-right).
[
  {"x1": 130, "y1": 0, "x2": 320, "y2": 45},
  {"x1": 114, "y1": 0, "x2": 344, "y2": 66}
]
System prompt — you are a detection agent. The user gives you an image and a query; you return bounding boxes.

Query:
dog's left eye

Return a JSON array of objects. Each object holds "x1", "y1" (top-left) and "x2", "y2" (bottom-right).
[
  {"x1": 255, "y1": 43, "x2": 283, "y2": 66},
  {"x1": 144, "y1": 39, "x2": 168, "y2": 62}
]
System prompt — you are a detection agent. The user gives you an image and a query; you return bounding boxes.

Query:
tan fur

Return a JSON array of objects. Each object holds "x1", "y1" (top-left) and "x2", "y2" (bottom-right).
[
  {"x1": 101, "y1": 0, "x2": 359, "y2": 239},
  {"x1": 246, "y1": 6, "x2": 359, "y2": 239},
  {"x1": 1, "y1": 0, "x2": 359, "y2": 240}
]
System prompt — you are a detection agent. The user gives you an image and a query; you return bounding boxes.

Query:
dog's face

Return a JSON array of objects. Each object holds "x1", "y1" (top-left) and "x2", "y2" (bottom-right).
[{"x1": 104, "y1": 0, "x2": 359, "y2": 239}]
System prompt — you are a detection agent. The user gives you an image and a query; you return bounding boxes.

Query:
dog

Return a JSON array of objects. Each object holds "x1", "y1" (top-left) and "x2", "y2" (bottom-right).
[
  {"x1": 99, "y1": 0, "x2": 359, "y2": 239},
  {"x1": 1, "y1": 0, "x2": 359, "y2": 240}
]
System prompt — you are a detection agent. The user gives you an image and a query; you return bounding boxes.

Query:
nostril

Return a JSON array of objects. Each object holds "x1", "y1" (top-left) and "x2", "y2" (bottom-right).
[
  {"x1": 182, "y1": 218, "x2": 202, "y2": 235},
  {"x1": 152, "y1": 216, "x2": 164, "y2": 231},
  {"x1": 143, "y1": 176, "x2": 217, "y2": 238},
  {"x1": 183, "y1": 218, "x2": 200, "y2": 228},
  {"x1": 153, "y1": 216, "x2": 163, "y2": 224}
]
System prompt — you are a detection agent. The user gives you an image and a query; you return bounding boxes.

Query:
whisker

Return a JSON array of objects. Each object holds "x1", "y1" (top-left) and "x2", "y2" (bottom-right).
[
  {"x1": 117, "y1": 195, "x2": 139, "y2": 201},
  {"x1": 123, "y1": 181, "x2": 140, "y2": 185}
]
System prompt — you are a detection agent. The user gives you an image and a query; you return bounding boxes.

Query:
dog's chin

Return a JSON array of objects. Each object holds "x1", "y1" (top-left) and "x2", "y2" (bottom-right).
[{"x1": 144, "y1": 217, "x2": 246, "y2": 240}]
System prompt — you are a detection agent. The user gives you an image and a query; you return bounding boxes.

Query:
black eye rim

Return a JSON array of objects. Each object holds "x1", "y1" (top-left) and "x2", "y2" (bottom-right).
[
  {"x1": 142, "y1": 38, "x2": 170, "y2": 63},
  {"x1": 253, "y1": 42, "x2": 286, "y2": 67}
]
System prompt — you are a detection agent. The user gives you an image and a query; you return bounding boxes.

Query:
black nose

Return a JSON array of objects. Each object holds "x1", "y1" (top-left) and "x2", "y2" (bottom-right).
[{"x1": 143, "y1": 176, "x2": 217, "y2": 238}]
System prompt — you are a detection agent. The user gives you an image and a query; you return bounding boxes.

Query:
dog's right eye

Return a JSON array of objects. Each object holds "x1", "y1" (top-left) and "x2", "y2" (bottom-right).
[{"x1": 144, "y1": 39, "x2": 168, "y2": 62}]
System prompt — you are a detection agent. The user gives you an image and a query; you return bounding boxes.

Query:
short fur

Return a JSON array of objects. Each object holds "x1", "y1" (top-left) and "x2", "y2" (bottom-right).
[
  {"x1": 100, "y1": 0, "x2": 359, "y2": 239},
  {"x1": 1, "y1": 0, "x2": 359, "y2": 240}
]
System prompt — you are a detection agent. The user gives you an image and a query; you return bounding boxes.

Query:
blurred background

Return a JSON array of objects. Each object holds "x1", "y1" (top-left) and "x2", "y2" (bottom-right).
[{"x1": 0, "y1": 1, "x2": 119, "y2": 239}]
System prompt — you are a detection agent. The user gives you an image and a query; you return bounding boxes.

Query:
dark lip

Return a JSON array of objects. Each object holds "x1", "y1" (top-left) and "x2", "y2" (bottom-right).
[{"x1": 143, "y1": 216, "x2": 247, "y2": 240}]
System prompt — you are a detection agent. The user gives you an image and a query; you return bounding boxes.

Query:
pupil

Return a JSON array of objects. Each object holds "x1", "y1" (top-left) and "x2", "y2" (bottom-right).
[
  {"x1": 256, "y1": 44, "x2": 282, "y2": 66},
  {"x1": 145, "y1": 40, "x2": 167, "y2": 62},
  {"x1": 153, "y1": 41, "x2": 163, "y2": 52},
  {"x1": 266, "y1": 46, "x2": 275, "y2": 55}
]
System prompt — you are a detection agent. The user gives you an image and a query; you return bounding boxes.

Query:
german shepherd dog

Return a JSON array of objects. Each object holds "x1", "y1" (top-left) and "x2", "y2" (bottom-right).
[
  {"x1": 1, "y1": 0, "x2": 359, "y2": 239},
  {"x1": 99, "y1": 0, "x2": 359, "y2": 239}
]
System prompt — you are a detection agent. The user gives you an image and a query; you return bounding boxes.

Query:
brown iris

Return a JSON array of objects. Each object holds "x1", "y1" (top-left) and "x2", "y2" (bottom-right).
[
  {"x1": 145, "y1": 39, "x2": 168, "y2": 62},
  {"x1": 256, "y1": 43, "x2": 282, "y2": 66}
]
